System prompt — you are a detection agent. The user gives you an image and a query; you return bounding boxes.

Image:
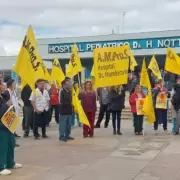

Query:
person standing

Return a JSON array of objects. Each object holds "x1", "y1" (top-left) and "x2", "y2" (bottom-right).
[
  {"x1": 3, "y1": 78, "x2": 21, "y2": 147},
  {"x1": 95, "y1": 87, "x2": 110, "y2": 128},
  {"x1": 0, "y1": 80, "x2": 22, "y2": 176},
  {"x1": 48, "y1": 83, "x2": 59, "y2": 124},
  {"x1": 21, "y1": 85, "x2": 34, "y2": 138},
  {"x1": 129, "y1": 85, "x2": 146, "y2": 135},
  {"x1": 29, "y1": 79, "x2": 50, "y2": 140},
  {"x1": 108, "y1": 85, "x2": 125, "y2": 135},
  {"x1": 78, "y1": 81, "x2": 97, "y2": 138},
  {"x1": 59, "y1": 79, "x2": 74, "y2": 142},
  {"x1": 152, "y1": 80, "x2": 170, "y2": 134}
]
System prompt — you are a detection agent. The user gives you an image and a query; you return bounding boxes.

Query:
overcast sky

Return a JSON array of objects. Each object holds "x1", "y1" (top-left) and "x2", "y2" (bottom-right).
[{"x1": 0, "y1": 0, "x2": 179, "y2": 55}]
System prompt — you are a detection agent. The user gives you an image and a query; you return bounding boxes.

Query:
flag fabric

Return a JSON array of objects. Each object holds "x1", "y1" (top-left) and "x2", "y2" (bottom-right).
[
  {"x1": 130, "y1": 56, "x2": 137, "y2": 71},
  {"x1": 90, "y1": 65, "x2": 95, "y2": 77},
  {"x1": 66, "y1": 44, "x2": 83, "y2": 78},
  {"x1": 165, "y1": 47, "x2": 180, "y2": 75},
  {"x1": 14, "y1": 25, "x2": 45, "y2": 94},
  {"x1": 126, "y1": 44, "x2": 137, "y2": 71},
  {"x1": 20, "y1": 80, "x2": 27, "y2": 89},
  {"x1": 148, "y1": 56, "x2": 162, "y2": 79},
  {"x1": 140, "y1": 58, "x2": 151, "y2": 88},
  {"x1": 51, "y1": 57, "x2": 65, "y2": 87},
  {"x1": 40, "y1": 59, "x2": 51, "y2": 82},
  {"x1": 143, "y1": 89, "x2": 155, "y2": 124},
  {"x1": 72, "y1": 88, "x2": 90, "y2": 127}
]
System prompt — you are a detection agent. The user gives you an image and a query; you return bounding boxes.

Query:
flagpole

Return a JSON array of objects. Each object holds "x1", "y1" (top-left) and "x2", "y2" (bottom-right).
[{"x1": 77, "y1": 73, "x2": 81, "y2": 88}]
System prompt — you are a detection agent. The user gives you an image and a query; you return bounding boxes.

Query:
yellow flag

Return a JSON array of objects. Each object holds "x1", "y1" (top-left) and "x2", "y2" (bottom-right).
[
  {"x1": 148, "y1": 56, "x2": 162, "y2": 80},
  {"x1": 40, "y1": 59, "x2": 51, "y2": 82},
  {"x1": 72, "y1": 88, "x2": 90, "y2": 127},
  {"x1": 165, "y1": 47, "x2": 180, "y2": 75},
  {"x1": 143, "y1": 89, "x2": 155, "y2": 124},
  {"x1": 140, "y1": 58, "x2": 151, "y2": 88},
  {"x1": 90, "y1": 65, "x2": 95, "y2": 77},
  {"x1": 14, "y1": 25, "x2": 45, "y2": 94},
  {"x1": 130, "y1": 56, "x2": 137, "y2": 71},
  {"x1": 66, "y1": 44, "x2": 83, "y2": 78},
  {"x1": 51, "y1": 57, "x2": 65, "y2": 87},
  {"x1": 20, "y1": 80, "x2": 27, "y2": 89}
]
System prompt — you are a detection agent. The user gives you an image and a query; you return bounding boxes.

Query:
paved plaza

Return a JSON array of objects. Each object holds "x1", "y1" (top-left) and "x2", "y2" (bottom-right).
[{"x1": 1, "y1": 121, "x2": 180, "y2": 180}]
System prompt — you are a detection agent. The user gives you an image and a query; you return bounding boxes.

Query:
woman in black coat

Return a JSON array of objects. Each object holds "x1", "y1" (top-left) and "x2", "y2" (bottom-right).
[{"x1": 108, "y1": 85, "x2": 125, "y2": 135}]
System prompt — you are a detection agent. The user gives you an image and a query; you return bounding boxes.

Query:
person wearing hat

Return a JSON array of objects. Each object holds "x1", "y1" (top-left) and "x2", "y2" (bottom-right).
[{"x1": 29, "y1": 79, "x2": 50, "y2": 140}]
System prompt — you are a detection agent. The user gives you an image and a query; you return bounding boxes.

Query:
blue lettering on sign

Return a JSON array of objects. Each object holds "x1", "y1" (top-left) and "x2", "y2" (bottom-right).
[{"x1": 48, "y1": 37, "x2": 180, "y2": 54}]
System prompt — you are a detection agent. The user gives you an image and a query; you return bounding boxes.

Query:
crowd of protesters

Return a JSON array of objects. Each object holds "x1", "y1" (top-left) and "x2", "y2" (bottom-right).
[{"x1": 1, "y1": 67, "x2": 180, "y2": 175}]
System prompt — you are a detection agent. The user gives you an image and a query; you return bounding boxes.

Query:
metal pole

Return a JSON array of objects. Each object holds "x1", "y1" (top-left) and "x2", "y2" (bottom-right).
[{"x1": 122, "y1": 12, "x2": 126, "y2": 34}]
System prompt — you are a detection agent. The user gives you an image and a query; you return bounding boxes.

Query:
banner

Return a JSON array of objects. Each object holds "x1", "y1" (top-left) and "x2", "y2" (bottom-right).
[
  {"x1": 140, "y1": 58, "x2": 151, "y2": 89},
  {"x1": 156, "y1": 93, "x2": 167, "y2": 109},
  {"x1": 1, "y1": 106, "x2": 20, "y2": 133},
  {"x1": 66, "y1": 43, "x2": 83, "y2": 78},
  {"x1": 93, "y1": 46, "x2": 129, "y2": 88},
  {"x1": 165, "y1": 47, "x2": 180, "y2": 75},
  {"x1": 136, "y1": 98, "x2": 145, "y2": 115},
  {"x1": 148, "y1": 56, "x2": 162, "y2": 79},
  {"x1": 14, "y1": 25, "x2": 45, "y2": 94},
  {"x1": 51, "y1": 57, "x2": 65, "y2": 87}
]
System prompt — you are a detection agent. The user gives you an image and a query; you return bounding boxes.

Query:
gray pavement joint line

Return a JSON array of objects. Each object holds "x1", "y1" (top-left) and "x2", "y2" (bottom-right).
[{"x1": 131, "y1": 138, "x2": 173, "y2": 180}]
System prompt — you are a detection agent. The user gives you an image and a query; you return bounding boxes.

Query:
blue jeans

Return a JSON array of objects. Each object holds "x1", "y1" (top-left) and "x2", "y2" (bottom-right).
[
  {"x1": 59, "y1": 115, "x2": 72, "y2": 139},
  {"x1": 172, "y1": 118, "x2": 176, "y2": 133},
  {"x1": 71, "y1": 113, "x2": 81, "y2": 127}
]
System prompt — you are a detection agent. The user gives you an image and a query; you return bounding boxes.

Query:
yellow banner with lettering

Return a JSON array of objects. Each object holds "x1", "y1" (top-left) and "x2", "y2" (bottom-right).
[
  {"x1": 13, "y1": 25, "x2": 45, "y2": 94},
  {"x1": 1, "y1": 106, "x2": 20, "y2": 133},
  {"x1": 156, "y1": 93, "x2": 167, "y2": 109},
  {"x1": 93, "y1": 46, "x2": 129, "y2": 88},
  {"x1": 165, "y1": 47, "x2": 180, "y2": 75},
  {"x1": 136, "y1": 99, "x2": 145, "y2": 115}
]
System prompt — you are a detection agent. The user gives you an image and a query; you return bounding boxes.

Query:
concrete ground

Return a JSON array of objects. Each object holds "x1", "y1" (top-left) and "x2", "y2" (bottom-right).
[{"x1": 1, "y1": 120, "x2": 180, "y2": 180}]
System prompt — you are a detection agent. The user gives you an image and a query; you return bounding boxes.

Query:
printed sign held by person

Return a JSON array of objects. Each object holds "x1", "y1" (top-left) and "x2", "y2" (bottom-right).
[{"x1": 1, "y1": 105, "x2": 20, "y2": 133}]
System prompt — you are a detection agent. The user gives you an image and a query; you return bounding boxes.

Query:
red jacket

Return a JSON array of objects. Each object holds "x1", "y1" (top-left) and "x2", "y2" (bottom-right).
[
  {"x1": 49, "y1": 88, "x2": 59, "y2": 105},
  {"x1": 129, "y1": 92, "x2": 146, "y2": 113}
]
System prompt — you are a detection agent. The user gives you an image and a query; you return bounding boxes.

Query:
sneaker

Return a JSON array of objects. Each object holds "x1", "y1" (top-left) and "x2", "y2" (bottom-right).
[
  {"x1": 174, "y1": 132, "x2": 179, "y2": 135},
  {"x1": 13, "y1": 163, "x2": 22, "y2": 169},
  {"x1": 34, "y1": 136, "x2": 40, "y2": 140},
  {"x1": 113, "y1": 130, "x2": 116, "y2": 135},
  {"x1": 104, "y1": 124, "x2": 108, "y2": 128},
  {"x1": 117, "y1": 131, "x2": 122, "y2": 135},
  {"x1": 164, "y1": 130, "x2": 170, "y2": 135},
  {"x1": 0, "y1": 169, "x2": 11, "y2": 175},
  {"x1": 59, "y1": 137, "x2": 67, "y2": 142},
  {"x1": 15, "y1": 144, "x2": 20, "y2": 147},
  {"x1": 42, "y1": 135, "x2": 48, "y2": 139},
  {"x1": 66, "y1": 136, "x2": 74, "y2": 140},
  {"x1": 95, "y1": 124, "x2": 100, "y2": 128},
  {"x1": 154, "y1": 130, "x2": 158, "y2": 135},
  {"x1": 23, "y1": 134, "x2": 29, "y2": 138}
]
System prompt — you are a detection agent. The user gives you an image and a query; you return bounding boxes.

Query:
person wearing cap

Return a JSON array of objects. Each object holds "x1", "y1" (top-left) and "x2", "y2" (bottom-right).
[{"x1": 29, "y1": 79, "x2": 50, "y2": 140}]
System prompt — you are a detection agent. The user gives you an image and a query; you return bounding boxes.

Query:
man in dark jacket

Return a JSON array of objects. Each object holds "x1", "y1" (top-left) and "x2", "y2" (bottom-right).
[
  {"x1": 171, "y1": 83, "x2": 180, "y2": 135},
  {"x1": 59, "y1": 79, "x2": 74, "y2": 142},
  {"x1": 21, "y1": 85, "x2": 34, "y2": 137}
]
